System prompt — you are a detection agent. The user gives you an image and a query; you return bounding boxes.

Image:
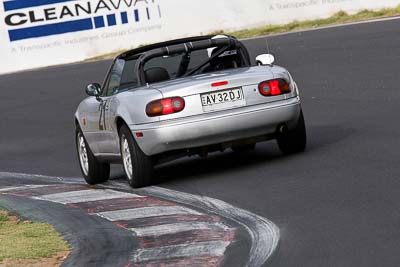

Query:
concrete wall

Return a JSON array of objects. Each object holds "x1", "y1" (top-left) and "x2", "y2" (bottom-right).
[{"x1": 1, "y1": 0, "x2": 399, "y2": 74}]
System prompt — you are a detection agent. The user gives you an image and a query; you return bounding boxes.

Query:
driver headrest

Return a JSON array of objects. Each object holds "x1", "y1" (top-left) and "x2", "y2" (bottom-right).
[{"x1": 145, "y1": 67, "x2": 170, "y2": 84}]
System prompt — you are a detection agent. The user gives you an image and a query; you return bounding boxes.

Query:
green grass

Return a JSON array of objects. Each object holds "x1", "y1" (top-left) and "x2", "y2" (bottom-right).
[
  {"x1": 0, "y1": 213, "x2": 8, "y2": 222},
  {"x1": 86, "y1": 5, "x2": 400, "y2": 61},
  {"x1": 224, "y1": 5, "x2": 400, "y2": 38},
  {"x1": 0, "y1": 211, "x2": 70, "y2": 262}
]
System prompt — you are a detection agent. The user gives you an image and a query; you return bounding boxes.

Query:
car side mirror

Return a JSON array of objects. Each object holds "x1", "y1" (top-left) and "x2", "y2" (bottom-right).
[
  {"x1": 256, "y1": 54, "x2": 275, "y2": 65},
  {"x1": 85, "y1": 83, "x2": 101, "y2": 97}
]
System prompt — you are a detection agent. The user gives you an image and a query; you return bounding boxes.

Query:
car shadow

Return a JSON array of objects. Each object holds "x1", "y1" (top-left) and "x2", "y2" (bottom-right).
[
  {"x1": 152, "y1": 147, "x2": 278, "y2": 184},
  {"x1": 109, "y1": 142, "x2": 283, "y2": 183},
  {"x1": 110, "y1": 123, "x2": 356, "y2": 186}
]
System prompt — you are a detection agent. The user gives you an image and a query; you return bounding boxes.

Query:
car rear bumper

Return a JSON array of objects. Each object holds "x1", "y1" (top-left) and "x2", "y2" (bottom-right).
[{"x1": 130, "y1": 97, "x2": 301, "y2": 156}]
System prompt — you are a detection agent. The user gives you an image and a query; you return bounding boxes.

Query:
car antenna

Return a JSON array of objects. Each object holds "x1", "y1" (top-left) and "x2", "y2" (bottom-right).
[
  {"x1": 266, "y1": 38, "x2": 271, "y2": 55},
  {"x1": 265, "y1": 37, "x2": 275, "y2": 66}
]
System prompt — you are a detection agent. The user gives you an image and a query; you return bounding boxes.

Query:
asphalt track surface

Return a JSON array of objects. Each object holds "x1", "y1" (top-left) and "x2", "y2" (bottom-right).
[{"x1": 1, "y1": 18, "x2": 400, "y2": 266}]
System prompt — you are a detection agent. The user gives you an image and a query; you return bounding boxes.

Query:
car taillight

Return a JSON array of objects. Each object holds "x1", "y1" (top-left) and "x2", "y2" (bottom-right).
[
  {"x1": 146, "y1": 97, "x2": 185, "y2": 117},
  {"x1": 258, "y1": 79, "x2": 291, "y2": 96}
]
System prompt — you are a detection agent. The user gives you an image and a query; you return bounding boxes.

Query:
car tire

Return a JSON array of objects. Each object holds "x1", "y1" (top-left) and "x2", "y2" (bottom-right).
[
  {"x1": 231, "y1": 143, "x2": 256, "y2": 153},
  {"x1": 277, "y1": 110, "x2": 307, "y2": 154},
  {"x1": 76, "y1": 127, "x2": 110, "y2": 185},
  {"x1": 119, "y1": 124, "x2": 153, "y2": 188}
]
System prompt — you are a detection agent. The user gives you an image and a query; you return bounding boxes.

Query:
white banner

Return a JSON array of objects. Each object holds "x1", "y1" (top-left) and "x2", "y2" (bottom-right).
[{"x1": 0, "y1": 0, "x2": 398, "y2": 74}]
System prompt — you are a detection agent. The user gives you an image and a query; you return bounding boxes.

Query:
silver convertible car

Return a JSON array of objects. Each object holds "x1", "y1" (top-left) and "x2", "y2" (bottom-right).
[{"x1": 75, "y1": 35, "x2": 306, "y2": 188}]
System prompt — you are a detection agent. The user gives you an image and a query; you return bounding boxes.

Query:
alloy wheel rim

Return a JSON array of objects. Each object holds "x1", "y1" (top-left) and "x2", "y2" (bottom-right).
[
  {"x1": 121, "y1": 135, "x2": 133, "y2": 180},
  {"x1": 77, "y1": 133, "x2": 89, "y2": 176}
]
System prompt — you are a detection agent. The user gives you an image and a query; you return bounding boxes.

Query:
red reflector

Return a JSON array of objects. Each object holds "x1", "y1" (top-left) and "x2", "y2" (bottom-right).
[
  {"x1": 211, "y1": 81, "x2": 229, "y2": 87},
  {"x1": 160, "y1": 98, "x2": 174, "y2": 115},
  {"x1": 269, "y1": 80, "x2": 281, "y2": 96},
  {"x1": 135, "y1": 132, "x2": 144, "y2": 138}
]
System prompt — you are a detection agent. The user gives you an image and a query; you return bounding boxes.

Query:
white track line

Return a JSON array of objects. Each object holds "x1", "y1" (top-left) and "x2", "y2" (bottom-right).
[
  {"x1": 131, "y1": 222, "x2": 229, "y2": 237},
  {"x1": 0, "y1": 184, "x2": 50, "y2": 192},
  {"x1": 97, "y1": 206, "x2": 201, "y2": 221},
  {"x1": 134, "y1": 241, "x2": 230, "y2": 262},
  {"x1": 34, "y1": 189, "x2": 143, "y2": 204},
  {"x1": 0, "y1": 171, "x2": 78, "y2": 182}
]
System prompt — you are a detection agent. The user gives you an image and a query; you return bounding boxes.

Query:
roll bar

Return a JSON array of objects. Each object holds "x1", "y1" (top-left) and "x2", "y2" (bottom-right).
[{"x1": 135, "y1": 37, "x2": 240, "y2": 86}]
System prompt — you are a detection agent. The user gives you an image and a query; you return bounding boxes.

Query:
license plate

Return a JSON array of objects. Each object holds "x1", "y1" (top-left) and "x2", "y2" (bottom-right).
[{"x1": 201, "y1": 87, "x2": 245, "y2": 112}]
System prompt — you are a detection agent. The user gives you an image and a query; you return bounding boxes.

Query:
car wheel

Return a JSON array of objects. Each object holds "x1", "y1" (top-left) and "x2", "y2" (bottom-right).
[
  {"x1": 119, "y1": 124, "x2": 153, "y2": 188},
  {"x1": 231, "y1": 143, "x2": 256, "y2": 153},
  {"x1": 76, "y1": 127, "x2": 110, "y2": 185},
  {"x1": 277, "y1": 110, "x2": 307, "y2": 154}
]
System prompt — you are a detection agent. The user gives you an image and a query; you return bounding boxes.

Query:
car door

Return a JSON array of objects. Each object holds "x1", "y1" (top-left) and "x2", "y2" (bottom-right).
[
  {"x1": 84, "y1": 59, "x2": 124, "y2": 155},
  {"x1": 96, "y1": 59, "x2": 125, "y2": 154}
]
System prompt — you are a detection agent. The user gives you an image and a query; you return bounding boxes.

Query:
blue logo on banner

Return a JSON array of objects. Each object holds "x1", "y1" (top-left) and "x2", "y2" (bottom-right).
[
  {"x1": 3, "y1": 0, "x2": 162, "y2": 42},
  {"x1": 4, "y1": 0, "x2": 76, "y2": 11}
]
